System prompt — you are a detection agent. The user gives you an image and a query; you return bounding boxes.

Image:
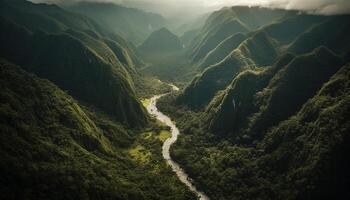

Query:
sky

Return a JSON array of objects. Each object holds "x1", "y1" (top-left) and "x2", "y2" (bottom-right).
[{"x1": 30, "y1": 0, "x2": 350, "y2": 17}]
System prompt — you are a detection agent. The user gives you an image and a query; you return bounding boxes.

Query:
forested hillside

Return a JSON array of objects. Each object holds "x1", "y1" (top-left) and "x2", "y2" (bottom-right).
[
  {"x1": 67, "y1": 2, "x2": 167, "y2": 45},
  {"x1": 0, "y1": 59, "x2": 196, "y2": 200},
  {"x1": 0, "y1": 0, "x2": 148, "y2": 127},
  {"x1": 157, "y1": 5, "x2": 350, "y2": 200},
  {"x1": 0, "y1": 0, "x2": 197, "y2": 199},
  {"x1": 1, "y1": 0, "x2": 349, "y2": 199}
]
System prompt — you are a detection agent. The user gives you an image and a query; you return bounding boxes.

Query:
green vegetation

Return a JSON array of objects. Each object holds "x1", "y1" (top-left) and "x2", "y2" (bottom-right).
[
  {"x1": 191, "y1": 19, "x2": 249, "y2": 62},
  {"x1": 178, "y1": 30, "x2": 277, "y2": 109},
  {"x1": 139, "y1": 28, "x2": 183, "y2": 54},
  {"x1": 198, "y1": 32, "x2": 247, "y2": 70},
  {"x1": 1, "y1": 1, "x2": 350, "y2": 199},
  {"x1": 288, "y1": 15, "x2": 350, "y2": 56},
  {"x1": 158, "y1": 130, "x2": 172, "y2": 142},
  {"x1": 157, "y1": 8, "x2": 350, "y2": 199},
  {"x1": 0, "y1": 59, "x2": 197, "y2": 200},
  {"x1": 158, "y1": 61, "x2": 350, "y2": 200},
  {"x1": 67, "y1": 2, "x2": 167, "y2": 45},
  {"x1": 0, "y1": 0, "x2": 149, "y2": 127},
  {"x1": 189, "y1": 6, "x2": 285, "y2": 62}
]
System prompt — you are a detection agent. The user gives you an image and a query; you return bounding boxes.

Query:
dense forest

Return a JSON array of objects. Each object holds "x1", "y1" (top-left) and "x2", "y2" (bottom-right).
[
  {"x1": 158, "y1": 6, "x2": 350, "y2": 200},
  {"x1": 1, "y1": 0, "x2": 349, "y2": 199}
]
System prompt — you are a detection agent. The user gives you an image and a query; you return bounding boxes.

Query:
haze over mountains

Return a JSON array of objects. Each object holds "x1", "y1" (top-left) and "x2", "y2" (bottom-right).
[{"x1": 1, "y1": 0, "x2": 349, "y2": 199}]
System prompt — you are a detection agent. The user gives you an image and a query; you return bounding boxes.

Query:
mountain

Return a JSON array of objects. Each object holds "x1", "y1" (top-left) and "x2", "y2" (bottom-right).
[
  {"x1": 254, "y1": 63, "x2": 350, "y2": 200},
  {"x1": 191, "y1": 19, "x2": 249, "y2": 62},
  {"x1": 0, "y1": 0, "x2": 148, "y2": 127},
  {"x1": 67, "y1": 2, "x2": 167, "y2": 45},
  {"x1": 207, "y1": 47, "x2": 344, "y2": 139},
  {"x1": 138, "y1": 28, "x2": 183, "y2": 54},
  {"x1": 245, "y1": 47, "x2": 343, "y2": 139},
  {"x1": 206, "y1": 53, "x2": 296, "y2": 135},
  {"x1": 198, "y1": 32, "x2": 247, "y2": 69},
  {"x1": 0, "y1": 0, "x2": 105, "y2": 35},
  {"x1": 261, "y1": 14, "x2": 327, "y2": 45},
  {"x1": 178, "y1": 31, "x2": 277, "y2": 109},
  {"x1": 155, "y1": 7, "x2": 350, "y2": 200},
  {"x1": 0, "y1": 17, "x2": 147, "y2": 128},
  {"x1": 189, "y1": 6, "x2": 286, "y2": 62},
  {"x1": 288, "y1": 15, "x2": 350, "y2": 56},
  {"x1": 165, "y1": 62, "x2": 350, "y2": 200},
  {"x1": 0, "y1": 58, "x2": 197, "y2": 200}
]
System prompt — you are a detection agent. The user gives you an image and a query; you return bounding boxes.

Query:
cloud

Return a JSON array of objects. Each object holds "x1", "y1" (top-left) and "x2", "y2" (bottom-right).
[
  {"x1": 30, "y1": 0, "x2": 350, "y2": 16},
  {"x1": 226, "y1": 0, "x2": 350, "y2": 15}
]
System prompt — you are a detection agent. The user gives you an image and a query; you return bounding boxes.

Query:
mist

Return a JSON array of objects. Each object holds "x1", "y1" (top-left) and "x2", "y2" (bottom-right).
[{"x1": 30, "y1": 0, "x2": 350, "y2": 17}]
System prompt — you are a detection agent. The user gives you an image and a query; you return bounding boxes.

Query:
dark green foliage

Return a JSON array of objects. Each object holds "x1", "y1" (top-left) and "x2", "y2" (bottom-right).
[
  {"x1": 247, "y1": 47, "x2": 343, "y2": 139},
  {"x1": 156, "y1": 6, "x2": 350, "y2": 200},
  {"x1": 191, "y1": 19, "x2": 249, "y2": 62},
  {"x1": 288, "y1": 15, "x2": 350, "y2": 56},
  {"x1": 189, "y1": 6, "x2": 285, "y2": 62},
  {"x1": 178, "y1": 31, "x2": 277, "y2": 109},
  {"x1": 207, "y1": 53, "x2": 296, "y2": 135},
  {"x1": 67, "y1": 2, "x2": 167, "y2": 45},
  {"x1": 159, "y1": 62, "x2": 350, "y2": 200},
  {"x1": 0, "y1": 59, "x2": 196, "y2": 200},
  {"x1": 198, "y1": 32, "x2": 247, "y2": 70},
  {"x1": 0, "y1": 1, "x2": 148, "y2": 127},
  {"x1": 261, "y1": 14, "x2": 327, "y2": 45},
  {"x1": 0, "y1": 0, "x2": 105, "y2": 35}
]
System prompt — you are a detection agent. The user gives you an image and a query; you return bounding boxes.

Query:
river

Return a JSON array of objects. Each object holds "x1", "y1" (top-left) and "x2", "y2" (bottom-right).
[{"x1": 145, "y1": 84, "x2": 209, "y2": 200}]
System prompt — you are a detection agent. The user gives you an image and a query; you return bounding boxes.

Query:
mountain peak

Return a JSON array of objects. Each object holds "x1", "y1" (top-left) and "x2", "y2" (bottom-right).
[{"x1": 138, "y1": 27, "x2": 183, "y2": 53}]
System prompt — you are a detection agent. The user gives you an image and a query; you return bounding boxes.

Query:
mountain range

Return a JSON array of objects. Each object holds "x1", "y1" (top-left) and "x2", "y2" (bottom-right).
[
  {"x1": 1, "y1": 0, "x2": 349, "y2": 199},
  {"x1": 157, "y1": 5, "x2": 350, "y2": 200}
]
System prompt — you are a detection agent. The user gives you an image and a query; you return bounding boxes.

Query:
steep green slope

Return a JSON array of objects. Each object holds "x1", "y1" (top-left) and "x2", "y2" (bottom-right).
[
  {"x1": 191, "y1": 19, "x2": 249, "y2": 62},
  {"x1": 246, "y1": 47, "x2": 343, "y2": 140},
  {"x1": 189, "y1": 6, "x2": 285, "y2": 62},
  {"x1": 261, "y1": 14, "x2": 327, "y2": 45},
  {"x1": 207, "y1": 53, "x2": 296, "y2": 135},
  {"x1": 198, "y1": 32, "x2": 247, "y2": 70},
  {"x1": 0, "y1": 59, "x2": 196, "y2": 200},
  {"x1": 204, "y1": 47, "x2": 344, "y2": 139},
  {"x1": 138, "y1": 28, "x2": 183, "y2": 54},
  {"x1": 0, "y1": 0, "x2": 142, "y2": 71},
  {"x1": 0, "y1": 7, "x2": 148, "y2": 127},
  {"x1": 178, "y1": 31, "x2": 277, "y2": 109},
  {"x1": 67, "y1": 2, "x2": 167, "y2": 45},
  {"x1": 288, "y1": 15, "x2": 350, "y2": 56},
  {"x1": 166, "y1": 62, "x2": 350, "y2": 200},
  {"x1": 0, "y1": 0, "x2": 105, "y2": 35}
]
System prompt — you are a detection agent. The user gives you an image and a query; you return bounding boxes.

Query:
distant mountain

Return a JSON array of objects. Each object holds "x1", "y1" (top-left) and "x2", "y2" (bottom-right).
[
  {"x1": 178, "y1": 31, "x2": 277, "y2": 109},
  {"x1": 191, "y1": 19, "x2": 249, "y2": 62},
  {"x1": 198, "y1": 32, "x2": 247, "y2": 70},
  {"x1": 189, "y1": 6, "x2": 286, "y2": 62},
  {"x1": 0, "y1": 0, "x2": 105, "y2": 35},
  {"x1": 66, "y1": 2, "x2": 167, "y2": 45},
  {"x1": 138, "y1": 28, "x2": 183, "y2": 54},
  {"x1": 261, "y1": 14, "x2": 327, "y2": 45},
  {"x1": 0, "y1": 0, "x2": 148, "y2": 127},
  {"x1": 288, "y1": 15, "x2": 350, "y2": 56}
]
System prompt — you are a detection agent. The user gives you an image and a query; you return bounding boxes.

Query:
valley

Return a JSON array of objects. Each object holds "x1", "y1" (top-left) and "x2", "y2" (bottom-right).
[{"x1": 0, "y1": 0, "x2": 349, "y2": 200}]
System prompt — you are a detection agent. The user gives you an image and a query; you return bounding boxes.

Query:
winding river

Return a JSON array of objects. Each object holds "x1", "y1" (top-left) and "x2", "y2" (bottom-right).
[{"x1": 146, "y1": 84, "x2": 209, "y2": 200}]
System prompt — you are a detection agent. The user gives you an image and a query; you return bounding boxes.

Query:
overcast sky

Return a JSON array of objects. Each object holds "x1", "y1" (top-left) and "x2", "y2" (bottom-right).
[{"x1": 30, "y1": 0, "x2": 350, "y2": 17}]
